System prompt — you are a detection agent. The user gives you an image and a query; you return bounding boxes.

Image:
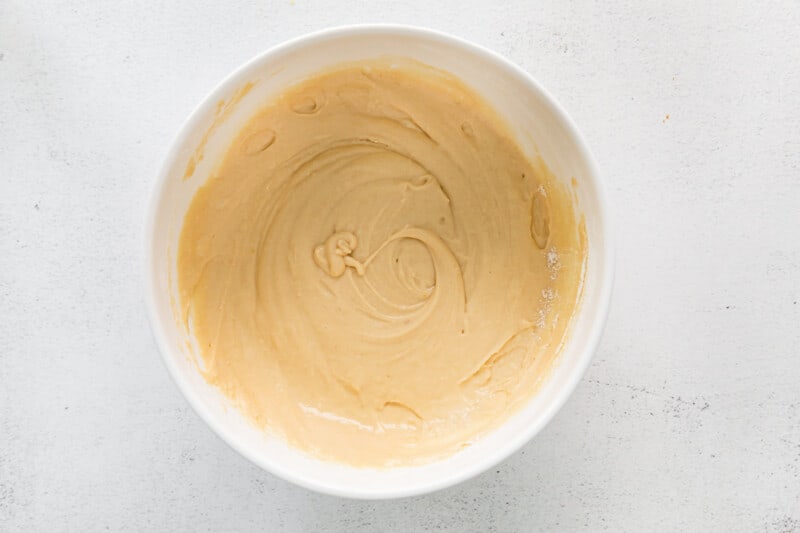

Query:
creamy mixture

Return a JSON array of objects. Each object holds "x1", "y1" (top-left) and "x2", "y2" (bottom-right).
[{"x1": 177, "y1": 61, "x2": 585, "y2": 466}]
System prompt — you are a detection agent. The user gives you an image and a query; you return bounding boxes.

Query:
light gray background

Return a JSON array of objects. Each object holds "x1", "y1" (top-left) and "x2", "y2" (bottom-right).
[{"x1": 2, "y1": 1, "x2": 799, "y2": 531}]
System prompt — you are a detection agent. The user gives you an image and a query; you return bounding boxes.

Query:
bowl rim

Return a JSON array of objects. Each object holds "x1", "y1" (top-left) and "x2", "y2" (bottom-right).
[{"x1": 144, "y1": 23, "x2": 614, "y2": 499}]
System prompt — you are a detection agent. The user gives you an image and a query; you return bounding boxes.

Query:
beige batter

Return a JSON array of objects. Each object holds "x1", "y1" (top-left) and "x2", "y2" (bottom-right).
[{"x1": 178, "y1": 60, "x2": 586, "y2": 466}]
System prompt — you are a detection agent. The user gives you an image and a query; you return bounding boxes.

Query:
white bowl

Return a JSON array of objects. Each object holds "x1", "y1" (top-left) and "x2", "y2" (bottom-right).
[{"x1": 145, "y1": 25, "x2": 613, "y2": 499}]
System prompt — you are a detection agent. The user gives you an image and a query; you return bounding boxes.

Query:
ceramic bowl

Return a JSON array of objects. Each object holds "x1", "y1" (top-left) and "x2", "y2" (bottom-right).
[{"x1": 145, "y1": 25, "x2": 613, "y2": 499}]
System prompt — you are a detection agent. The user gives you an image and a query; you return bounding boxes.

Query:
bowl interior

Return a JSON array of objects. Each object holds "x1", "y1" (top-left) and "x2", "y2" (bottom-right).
[{"x1": 146, "y1": 26, "x2": 610, "y2": 498}]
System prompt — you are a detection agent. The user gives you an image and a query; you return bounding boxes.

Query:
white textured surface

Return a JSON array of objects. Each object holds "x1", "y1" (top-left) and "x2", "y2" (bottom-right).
[{"x1": 2, "y1": 1, "x2": 799, "y2": 530}]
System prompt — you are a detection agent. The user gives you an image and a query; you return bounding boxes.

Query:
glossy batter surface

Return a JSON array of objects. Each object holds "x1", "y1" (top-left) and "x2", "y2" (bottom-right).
[{"x1": 178, "y1": 61, "x2": 585, "y2": 466}]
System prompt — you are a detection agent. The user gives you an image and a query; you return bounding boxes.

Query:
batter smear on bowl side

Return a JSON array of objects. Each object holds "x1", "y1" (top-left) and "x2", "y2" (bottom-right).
[{"x1": 177, "y1": 60, "x2": 586, "y2": 466}]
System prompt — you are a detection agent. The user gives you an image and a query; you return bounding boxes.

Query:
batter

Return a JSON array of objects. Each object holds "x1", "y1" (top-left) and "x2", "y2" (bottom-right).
[{"x1": 178, "y1": 60, "x2": 586, "y2": 466}]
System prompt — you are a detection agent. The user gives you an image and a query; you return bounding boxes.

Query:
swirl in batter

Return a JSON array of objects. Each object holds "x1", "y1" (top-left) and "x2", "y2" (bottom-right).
[{"x1": 178, "y1": 61, "x2": 586, "y2": 466}]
